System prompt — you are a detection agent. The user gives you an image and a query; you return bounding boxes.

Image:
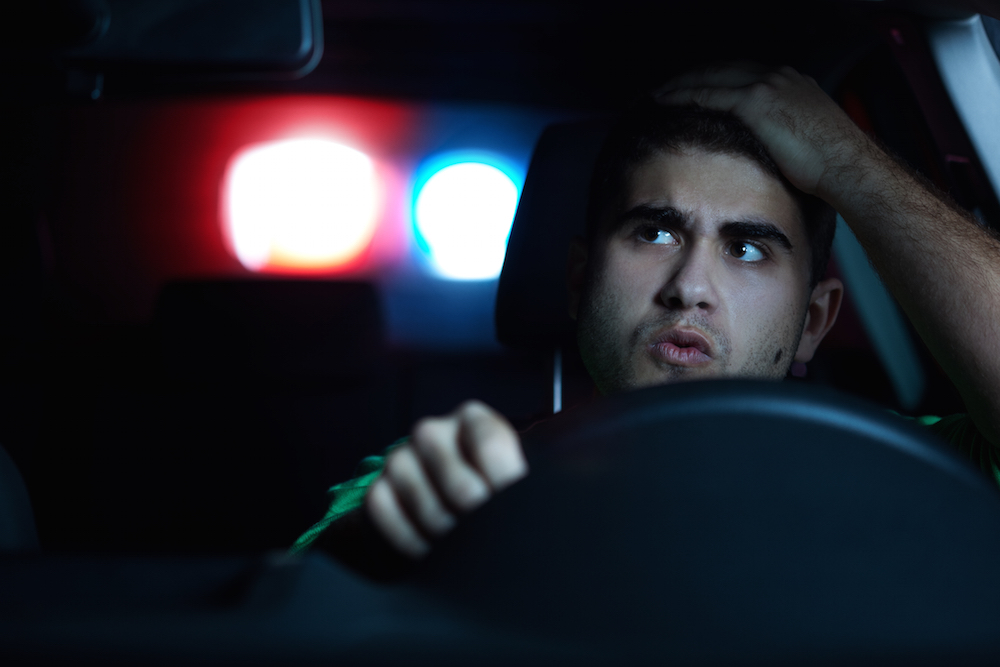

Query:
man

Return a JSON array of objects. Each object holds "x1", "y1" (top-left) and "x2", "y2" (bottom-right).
[{"x1": 291, "y1": 63, "x2": 1000, "y2": 568}]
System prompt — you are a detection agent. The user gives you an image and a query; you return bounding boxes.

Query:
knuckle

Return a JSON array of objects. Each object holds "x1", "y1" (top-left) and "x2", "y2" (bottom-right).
[
  {"x1": 414, "y1": 431, "x2": 451, "y2": 461},
  {"x1": 410, "y1": 416, "x2": 435, "y2": 439},
  {"x1": 423, "y1": 504, "x2": 456, "y2": 535},
  {"x1": 759, "y1": 73, "x2": 782, "y2": 90},
  {"x1": 365, "y1": 471, "x2": 431, "y2": 560},
  {"x1": 481, "y1": 443, "x2": 528, "y2": 488},
  {"x1": 458, "y1": 401, "x2": 509, "y2": 434},
  {"x1": 455, "y1": 399, "x2": 488, "y2": 418},
  {"x1": 384, "y1": 447, "x2": 418, "y2": 484},
  {"x1": 467, "y1": 421, "x2": 517, "y2": 459},
  {"x1": 748, "y1": 81, "x2": 776, "y2": 102},
  {"x1": 411, "y1": 416, "x2": 447, "y2": 444},
  {"x1": 451, "y1": 480, "x2": 490, "y2": 511},
  {"x1": 365, "y1": 478, "x2": 392, "y2": 516},
  {"x1": 762, "y1": 73, "x2": 783, "y2": 89},
  {"x1": 472, "y1": 425, "x2": 514, "y2": 454}
]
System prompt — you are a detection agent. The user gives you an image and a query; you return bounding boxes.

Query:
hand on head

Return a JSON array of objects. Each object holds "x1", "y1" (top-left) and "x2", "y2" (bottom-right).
[
  {"x1": 365, "y1": 400, "x2": 527, "y2": 558},
  {"x1": 654, "y1": 62, "x2": 869, "y2": 197}
]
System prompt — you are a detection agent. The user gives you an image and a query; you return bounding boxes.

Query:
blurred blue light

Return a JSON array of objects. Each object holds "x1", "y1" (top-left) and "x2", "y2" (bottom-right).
[{"x1": 412, "y1": 153, "x2": 523, "y2": 280}]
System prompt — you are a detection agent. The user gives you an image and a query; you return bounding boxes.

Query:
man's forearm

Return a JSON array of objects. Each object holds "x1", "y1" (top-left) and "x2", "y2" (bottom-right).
[{"x1": 819, "y1": 138, "x2": 1000, "y2": 444}]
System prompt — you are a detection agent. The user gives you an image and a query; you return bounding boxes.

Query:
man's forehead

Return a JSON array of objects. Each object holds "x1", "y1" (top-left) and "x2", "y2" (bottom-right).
[{"x1": 619, "y1": 147, "x2": 805, "y2": 238}]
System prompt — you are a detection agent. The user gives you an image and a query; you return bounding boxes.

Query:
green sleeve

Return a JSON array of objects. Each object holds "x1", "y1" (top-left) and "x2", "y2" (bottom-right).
[
  {"x1": 914, "y1": 413, "x2": 1000, "y2": 489},
  {"x1": 288, "y1": 438, "x2": 407, "y2": 554}
]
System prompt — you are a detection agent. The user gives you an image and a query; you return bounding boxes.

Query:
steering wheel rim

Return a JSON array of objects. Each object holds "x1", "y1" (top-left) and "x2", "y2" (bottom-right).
[
  {"x1": 410, "y1": 380, "x2": 1000, "y2": 662},
  {"x1": 527, "y1": 378, "x2": 990, "y2": 488}
]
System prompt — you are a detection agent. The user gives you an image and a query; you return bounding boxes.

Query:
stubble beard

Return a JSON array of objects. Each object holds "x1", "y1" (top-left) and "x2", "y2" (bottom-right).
[{"x1": 576, "y1": 275, "x2": 807, "y2": 395}]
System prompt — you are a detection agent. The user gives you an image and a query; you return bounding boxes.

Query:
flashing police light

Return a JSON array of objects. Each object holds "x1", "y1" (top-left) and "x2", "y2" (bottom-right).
[
  {"x1": 224, "y1": 138, "x2": 380, "y2": 272},
  {"x1": 413, "y1": 161, "x2": 520, "y2": 280}
]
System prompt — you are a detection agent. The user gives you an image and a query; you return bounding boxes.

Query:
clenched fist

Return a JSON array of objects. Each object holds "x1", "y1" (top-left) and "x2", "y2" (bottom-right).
[{"x1": 365, "y1": 400, "x2": 528, "y2": 558}]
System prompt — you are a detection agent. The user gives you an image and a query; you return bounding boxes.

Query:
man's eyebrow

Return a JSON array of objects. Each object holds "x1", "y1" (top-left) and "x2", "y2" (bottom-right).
[
  {"x1": 614, "y1": 206, "x2": 795, "y2": 253},
  {"x1": 614, "y1": 204, "x2": 689, "y2": 230},
  {"x1": 720, "y1": 220, "x2": 794, "y2": 252}
]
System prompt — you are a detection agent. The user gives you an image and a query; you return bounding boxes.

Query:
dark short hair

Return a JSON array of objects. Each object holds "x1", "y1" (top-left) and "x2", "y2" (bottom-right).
[{"x1": 586, "y1": 101, "x2": 837, "y2": 288}]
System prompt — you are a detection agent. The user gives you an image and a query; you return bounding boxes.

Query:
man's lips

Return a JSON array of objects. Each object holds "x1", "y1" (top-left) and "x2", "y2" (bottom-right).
[{"x1": 648, "y1": 328, "x2": 714, "y2": 367}]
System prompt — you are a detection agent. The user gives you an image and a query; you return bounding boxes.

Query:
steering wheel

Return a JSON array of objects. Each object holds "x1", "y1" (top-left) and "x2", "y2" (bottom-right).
[
  {"x1": 6, "y1": 380, "x2": 1000, "y2": 665},
  {"x1": 409, "y1": 379, "x2": 1000, "y2": 663}
]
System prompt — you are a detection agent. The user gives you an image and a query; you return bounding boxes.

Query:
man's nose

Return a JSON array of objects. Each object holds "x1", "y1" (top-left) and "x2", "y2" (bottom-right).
[{"x1": 658, "y1": 243, "x2": 719, "y2": 313}]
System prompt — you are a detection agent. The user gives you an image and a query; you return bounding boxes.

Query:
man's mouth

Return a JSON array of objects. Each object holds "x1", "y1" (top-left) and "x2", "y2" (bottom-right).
[{"x1": 648, "y1": 328, "x2": 714, "y2": 367}]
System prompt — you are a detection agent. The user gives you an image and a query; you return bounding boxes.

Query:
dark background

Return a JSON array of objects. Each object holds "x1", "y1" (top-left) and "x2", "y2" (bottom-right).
[{"x1": 0, "y1": 0, "x2": 996, "y2": 553}]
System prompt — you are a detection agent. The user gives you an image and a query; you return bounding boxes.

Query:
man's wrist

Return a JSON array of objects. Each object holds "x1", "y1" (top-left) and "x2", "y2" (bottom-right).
[{"x1": 813, "y1": 129, "x2": 887, "y2": 210}]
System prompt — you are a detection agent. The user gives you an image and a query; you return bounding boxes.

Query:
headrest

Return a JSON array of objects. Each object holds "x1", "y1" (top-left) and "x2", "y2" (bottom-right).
[
  {"x1": 495, "y1": 119, "x2": 611, "y2": 350},
  {"x1": 154, "y1": 280, "x2": 384, "y2": 383}
]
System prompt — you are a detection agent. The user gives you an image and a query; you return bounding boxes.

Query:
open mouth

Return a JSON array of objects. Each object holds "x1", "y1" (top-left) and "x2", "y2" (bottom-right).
[{"x1": 648, "y1": 328, "x2": 713, "y2": 367}]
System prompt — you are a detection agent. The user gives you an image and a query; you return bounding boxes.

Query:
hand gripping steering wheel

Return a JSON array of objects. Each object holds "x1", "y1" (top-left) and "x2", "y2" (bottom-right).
[{"x1": 411, "y1": 380, "x2": 1000, "y2": 663}]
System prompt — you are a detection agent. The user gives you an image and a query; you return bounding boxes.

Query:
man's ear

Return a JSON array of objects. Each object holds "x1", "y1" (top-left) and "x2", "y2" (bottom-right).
[
  {"x1": 567, "y1": 236, "x2": 588, "y2": 321},
  {"x1": 794, "y1": 277, "x2": 844, "y2": 363}
]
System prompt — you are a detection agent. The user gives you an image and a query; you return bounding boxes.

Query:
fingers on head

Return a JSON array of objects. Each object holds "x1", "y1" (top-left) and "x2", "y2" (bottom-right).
[
  {"x1": 777, "y1": 64, "x2": 801, "y2": 78},
  {"x1": 657, "y1": 86, "x2": 743, "y2": 113},
  {"x1": 411, "y1": 414, "x2": 490, "y2": 512},
  {"x1": 366, "y1": 477, "x2": 430, "y2": 559},
  {"x1": 656, "y1": 61, "x2": 771, "y2": 95},
  {"x1": 655, "y1": 63, "x2": 809, "y2": 106},
  {"x1": 705, "y1": 60, "x2": 772, "y2": 85}
]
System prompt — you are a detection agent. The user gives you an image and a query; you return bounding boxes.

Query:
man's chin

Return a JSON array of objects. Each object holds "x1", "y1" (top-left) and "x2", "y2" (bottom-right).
[
  {"x1": 623, "y1": 363, "x2": 724, "y2": 392},
  {"x1": 631, "y1": 361, "x2": 792, "y2": 391}
]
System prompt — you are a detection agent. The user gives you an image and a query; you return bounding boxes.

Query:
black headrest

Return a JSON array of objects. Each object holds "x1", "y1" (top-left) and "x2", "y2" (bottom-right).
[
  {"x1": 153, "y1": 280, "x2": 384, "y2": 383},
  {"x1": 495, "y1": 119, "x2": 611, "y2": 350}
]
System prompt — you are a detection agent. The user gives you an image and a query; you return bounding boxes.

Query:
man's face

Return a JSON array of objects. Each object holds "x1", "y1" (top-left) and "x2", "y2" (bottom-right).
[{"x1": 571, "y1": 147, "x2": 815, "y2": 394}]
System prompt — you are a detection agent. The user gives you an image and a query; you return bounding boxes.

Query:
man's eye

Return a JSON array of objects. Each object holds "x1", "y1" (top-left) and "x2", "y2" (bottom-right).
[
  {"x1": 729, "y1": 241, "x2": 766, "y2": 262},
  {"x1": 637, "y1": 227, "x2": 677, "y2": 245}
]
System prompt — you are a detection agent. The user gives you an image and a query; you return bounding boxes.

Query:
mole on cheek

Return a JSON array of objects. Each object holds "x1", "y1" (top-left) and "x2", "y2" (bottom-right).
[{"x1": 773, "y1": 349, "x2": 783, "y2": 365}]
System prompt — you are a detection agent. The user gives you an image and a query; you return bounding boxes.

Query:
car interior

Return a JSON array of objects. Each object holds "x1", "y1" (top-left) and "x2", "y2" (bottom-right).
[{"x1": 3, "y1": 0, "x2": 1000, "y2": 663}]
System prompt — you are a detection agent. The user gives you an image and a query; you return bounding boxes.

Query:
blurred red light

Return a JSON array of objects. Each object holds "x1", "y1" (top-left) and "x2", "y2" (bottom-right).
[{"x1": 223, "y1": 138, "x2": 383, "y2": 272}]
